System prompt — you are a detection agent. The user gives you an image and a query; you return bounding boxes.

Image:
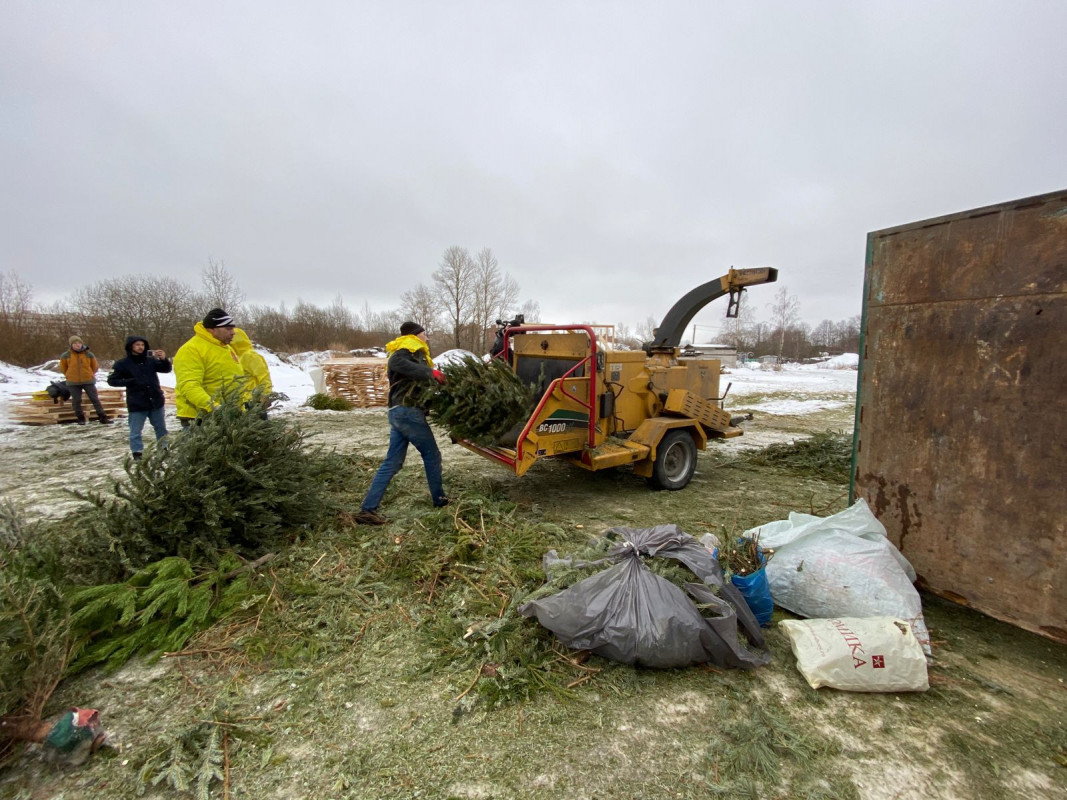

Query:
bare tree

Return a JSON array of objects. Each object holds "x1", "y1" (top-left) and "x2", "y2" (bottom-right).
[
  {"x1": 68, "y1": 275, "x2": 200, "y2": 356},
  {"x1": 244, "y1": 304, "x2": 290, "y2": 351},
  {"x1": 200, "y1": 258, "x2": 245, "y2": 315},
  {"x1": 433, "y1": 246, "x2": 476, "y2": 349},
  {"x1": 518, "y1": 298, "x2": 541, "y2": 323},
  {"x1": 721, "y1": 293, "x2": 757, "y2": 354},
  {"x1": 0, "y1": 271, "x2": 42, "y2": 365},
  {"x1": 636, "y1": 315, "x2": 658, "y2": 344},
  {"x1": 614, "y1": 322, "x2": 645, "y2": 350},
  {"x1": 399, "y1": 283, "x2": 442, "y2": 334},
  {"x1": 834, "y1": 315, "x2": 862, "y2": 353},
  {"x1": 768, "y1": 287, "x2": 800, "y2": 364},
  {"x1": 812, "y1": 319, "x2": 835, "y2": 351},
  {"x1": 0, "y1": 271, "x2": 33, "y2": 334},
  {"x1": 469, "y1": 248, "x2": 520, "y2": 353}
]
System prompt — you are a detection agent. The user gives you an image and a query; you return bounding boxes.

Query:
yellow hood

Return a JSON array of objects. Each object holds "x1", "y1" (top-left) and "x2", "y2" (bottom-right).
[
  {"x1": 385, "y1": 334, "x2": 434, "y2": 367},
  {"x1": 230, "y1": 328, "x2": 253, "y2": 356}
]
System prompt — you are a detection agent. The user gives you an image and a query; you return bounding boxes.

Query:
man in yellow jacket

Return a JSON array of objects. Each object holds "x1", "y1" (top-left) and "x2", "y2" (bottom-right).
[{"x1": 172, "y1": 308, "x2": 245, "y2": 427}]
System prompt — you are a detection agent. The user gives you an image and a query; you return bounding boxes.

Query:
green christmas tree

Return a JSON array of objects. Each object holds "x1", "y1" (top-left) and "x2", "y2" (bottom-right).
[{"x1": 421, "y1": 356, "x2": 538, "y2": 446}]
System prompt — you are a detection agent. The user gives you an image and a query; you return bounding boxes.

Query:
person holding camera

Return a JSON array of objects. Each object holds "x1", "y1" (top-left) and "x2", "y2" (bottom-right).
[{"x1": 107, "y1": 336, "x2": 171, "y2": 459}]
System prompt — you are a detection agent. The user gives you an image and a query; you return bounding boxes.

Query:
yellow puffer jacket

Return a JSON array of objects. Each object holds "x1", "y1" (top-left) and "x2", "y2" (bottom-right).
[
  {"x1": 59, "y1": 348, "x2": 99, "y2": 385},
  {"x1": 172, "y1": 322, "x2": 246, "y2": 418},
  {"x1": 231, "y1": 329, "x2": 273, "y2": 394}
]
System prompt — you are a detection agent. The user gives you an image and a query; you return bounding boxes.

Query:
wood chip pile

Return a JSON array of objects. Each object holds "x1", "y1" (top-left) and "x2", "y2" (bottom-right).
[
  {"x1": 11, "y1": 386, "x2": 176, "y2": 425},
  {"x1": 322, "y1": 358, "x2": 390, "y2": 407}
]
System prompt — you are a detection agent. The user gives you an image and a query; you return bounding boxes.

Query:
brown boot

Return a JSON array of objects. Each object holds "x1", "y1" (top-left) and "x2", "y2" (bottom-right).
[{"x1": 354, "y1": 510, "x2": 388, "y2": 526}]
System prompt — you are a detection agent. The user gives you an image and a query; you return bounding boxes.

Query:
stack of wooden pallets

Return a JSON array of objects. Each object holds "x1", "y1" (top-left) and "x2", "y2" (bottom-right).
[
  {"x1": 10, "y1": 386, "x2": 176, "y2": 425},
  {"x1": 322, "y1": 358, "x2": 389, "y2": 407}
]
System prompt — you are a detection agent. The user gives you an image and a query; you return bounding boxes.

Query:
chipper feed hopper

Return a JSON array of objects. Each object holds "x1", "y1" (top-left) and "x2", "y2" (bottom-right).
[{"x1": 456, "y1": 267, "x2": 778, "y2": 490}]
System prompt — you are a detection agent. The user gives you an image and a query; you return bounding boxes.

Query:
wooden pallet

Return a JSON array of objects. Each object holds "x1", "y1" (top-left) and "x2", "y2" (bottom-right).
[
  {"x1": 322, "y1": 358, "x2": 389, "y2": 408},
  {"x1": 11, "y1": 386, "x2": 175, "y2": 426}
]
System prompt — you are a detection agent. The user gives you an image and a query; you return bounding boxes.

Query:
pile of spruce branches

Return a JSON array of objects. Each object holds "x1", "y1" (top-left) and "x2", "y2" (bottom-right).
[{"x1": 0, "y1": 391, "x2": 346, "y2": 730}]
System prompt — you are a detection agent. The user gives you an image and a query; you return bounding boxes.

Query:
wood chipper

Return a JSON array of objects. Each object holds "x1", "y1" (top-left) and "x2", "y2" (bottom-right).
[{"x1": 455, "y1": 267, "x2": 778, "y2": 489}]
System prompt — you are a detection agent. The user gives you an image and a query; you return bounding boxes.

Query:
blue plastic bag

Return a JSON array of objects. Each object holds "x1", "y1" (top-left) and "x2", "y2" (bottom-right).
[
  {"x1": 731, "y1": 565, "x2": 774, "y2": 627},
  {"x1": 713, "y1": 542, "x2": 774, "y2": 627}
]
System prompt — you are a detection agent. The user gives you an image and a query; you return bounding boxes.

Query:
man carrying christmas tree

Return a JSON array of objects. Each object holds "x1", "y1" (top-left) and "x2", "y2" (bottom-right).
[
  {"x1": 172, "y1": 308, "x2": 245, "y2": 428},
  {"x1": 355, "y1": 321, "x2": 449, "y2": 525}
]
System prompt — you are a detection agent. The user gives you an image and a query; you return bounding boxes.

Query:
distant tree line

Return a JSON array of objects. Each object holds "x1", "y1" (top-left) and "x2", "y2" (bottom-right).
[
  {"x1": 717, "y1": 286, "x2": 861, "y2": 361},
  {"x1": 0, "y1": 258, "x2": 860, "y2": 369},
  {"x1": 0, "y1": 249, "x2": 540, "y2": 366}
]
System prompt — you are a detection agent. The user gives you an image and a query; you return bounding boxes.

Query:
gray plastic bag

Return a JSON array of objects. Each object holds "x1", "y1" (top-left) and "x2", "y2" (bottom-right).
[{"x1": 519, "y1": 525, "x2": 770, "y2": 669}]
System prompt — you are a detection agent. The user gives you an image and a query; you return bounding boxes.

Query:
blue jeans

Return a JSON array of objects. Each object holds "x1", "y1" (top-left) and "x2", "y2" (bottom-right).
[
  {"x1": 128, "y1": 406, "x2": 168, "y2": 454},
  {"x1": 361, "y1": 406, "x2": 445, "y2": 511}
]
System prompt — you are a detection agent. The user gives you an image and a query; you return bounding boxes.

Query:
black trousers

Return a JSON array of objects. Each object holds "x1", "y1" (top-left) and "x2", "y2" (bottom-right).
[{"x1": 69, "y1": 383, "x2": 107, "y2": 422}]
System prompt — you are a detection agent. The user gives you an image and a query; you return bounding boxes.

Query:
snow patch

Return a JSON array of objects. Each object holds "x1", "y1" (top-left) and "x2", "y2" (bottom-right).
[{"x1": 435, "y1": 349, "x2": 479, "y2": 367}]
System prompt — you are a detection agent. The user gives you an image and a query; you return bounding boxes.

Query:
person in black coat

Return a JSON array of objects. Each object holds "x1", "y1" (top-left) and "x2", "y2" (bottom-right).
[
  {"x1": 355, "y1": 321, "x2": 449, "y2": 524},
  {"x1": 107, "y1": 336, "x2": 172, "y2": 459}
]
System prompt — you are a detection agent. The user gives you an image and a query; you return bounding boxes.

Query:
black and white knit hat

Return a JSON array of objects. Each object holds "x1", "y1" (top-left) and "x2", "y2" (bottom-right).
[{"x1": 203, "y1": 308, "x2": 236, "y2": 328}]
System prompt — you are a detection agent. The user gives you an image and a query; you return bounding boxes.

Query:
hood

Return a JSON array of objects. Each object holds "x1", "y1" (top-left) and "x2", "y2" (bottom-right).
[
  {"x1": 193, "y1": 321, "x2": 232, "y2": 346},
  {"x1": 230, "y1": 328, "x2": 253, "y2": 356},
  {"x1": 386, "y1": 334, "x2": 434, "y2": 367},
  {"x1": 124, "y1": 335, "x2": 150, "y2": 355}
]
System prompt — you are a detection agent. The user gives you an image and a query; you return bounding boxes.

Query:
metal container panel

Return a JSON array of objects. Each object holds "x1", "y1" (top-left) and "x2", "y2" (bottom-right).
[{"x1": 853, "y1": 189, "x2": 1067, "y2": 643}]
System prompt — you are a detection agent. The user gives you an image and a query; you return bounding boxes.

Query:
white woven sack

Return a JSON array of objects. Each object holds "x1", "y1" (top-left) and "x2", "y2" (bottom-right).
[
  {"x1": 779, "y1": 617, "x2": 929, "y2": 692},
  {"x1": 745, "y1": 499, "x2": 931, "y2": 653}
]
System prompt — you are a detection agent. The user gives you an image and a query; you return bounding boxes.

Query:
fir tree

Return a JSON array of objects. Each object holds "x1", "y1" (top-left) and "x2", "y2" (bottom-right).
[
  {"x1": 78, "y1": 388, "x2": 344, "y2": 573},
  {"x1": 420, "y1": 356, "x2": 538, "y2": 445}
]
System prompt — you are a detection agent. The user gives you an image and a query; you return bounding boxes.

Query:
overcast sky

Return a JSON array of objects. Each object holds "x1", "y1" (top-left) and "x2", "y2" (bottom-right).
[{"x1": 3, "y1": 2, "x2": 1064, "y2": 339}]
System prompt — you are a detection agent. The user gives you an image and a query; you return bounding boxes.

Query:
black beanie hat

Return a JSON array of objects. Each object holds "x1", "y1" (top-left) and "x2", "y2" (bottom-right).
[
  {"x1": 400, "y1": 321, "x2": 424, "y2": 337},
  {"x1": 203, "y1": 308, "x2": 236, "y2": 329}
]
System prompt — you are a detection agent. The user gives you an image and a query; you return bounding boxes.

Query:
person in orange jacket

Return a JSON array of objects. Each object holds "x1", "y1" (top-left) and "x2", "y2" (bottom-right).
[{"x1": 59, "y1": 336, "x2": 111, "y2": 425}]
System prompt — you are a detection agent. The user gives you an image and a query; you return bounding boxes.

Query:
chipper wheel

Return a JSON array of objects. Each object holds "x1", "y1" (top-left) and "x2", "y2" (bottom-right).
[{"x1": 647, "y1": 429, "x2": 698, "y2": 490}]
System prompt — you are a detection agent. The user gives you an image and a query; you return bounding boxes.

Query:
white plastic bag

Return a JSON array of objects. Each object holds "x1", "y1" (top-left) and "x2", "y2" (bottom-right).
[
  {"x1": 744, "y1": 499, "x2": 931, "y2": 652},
  {"x1": 779, "y1": 617, "x2": 929, "y2": 692}
]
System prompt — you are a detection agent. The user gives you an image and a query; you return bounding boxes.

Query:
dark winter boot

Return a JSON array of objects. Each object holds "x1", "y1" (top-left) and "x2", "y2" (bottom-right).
[
  {"x1": 99, "y1": 416, "x2": 113, "y2": 425},
  {"x1": 132, "y1": 452, "x2": 143, "y2": 460}
]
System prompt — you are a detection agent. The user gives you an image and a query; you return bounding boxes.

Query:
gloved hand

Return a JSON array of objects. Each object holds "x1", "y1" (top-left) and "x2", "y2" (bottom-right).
[{"x1": 432, "y1": 369, "x2": 446, "y2": 385}]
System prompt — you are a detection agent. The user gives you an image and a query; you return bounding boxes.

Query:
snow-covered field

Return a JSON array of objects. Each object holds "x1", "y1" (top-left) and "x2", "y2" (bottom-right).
[
  {"x1": 0, "y1": 351, "x2": 858, "y2": 428},
  {"x1": 0, "y1": 351, "x2": 858, "y2": 519},
  {"x1": 727, "y1": 360, "x2": 858, "y2": 416},
  {"x1": 0, "y1": 346, "x2": 317, "y2": 428}
]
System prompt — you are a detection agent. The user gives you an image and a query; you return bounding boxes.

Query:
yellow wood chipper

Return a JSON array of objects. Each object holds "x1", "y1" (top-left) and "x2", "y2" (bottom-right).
[{"x1": 455, "y1": 267, "x2": 778, "y2": 489}]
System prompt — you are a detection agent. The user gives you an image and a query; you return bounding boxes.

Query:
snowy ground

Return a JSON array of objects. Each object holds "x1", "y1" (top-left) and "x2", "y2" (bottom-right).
[
  {"x1": 0, "y1": 351, "x2": 858, "y2": 519},
  {"x1": 0, "y1": 351, "x2": 859, "y2": 429},
  {"x1": 726, "y1": 360, "x2": 858, "y2": 416},
  {"x1": 0, "y1": 345, "x2": 317, "y2": 428}
]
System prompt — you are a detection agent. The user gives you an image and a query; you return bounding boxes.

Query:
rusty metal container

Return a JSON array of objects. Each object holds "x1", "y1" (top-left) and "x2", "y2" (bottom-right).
[{"x1": 851, "y1": 188, "x2": 1067, "y2": 643}]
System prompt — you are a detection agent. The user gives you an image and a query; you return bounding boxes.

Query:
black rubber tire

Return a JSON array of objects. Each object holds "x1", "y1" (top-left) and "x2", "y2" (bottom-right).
[{"x1": 647, "y1": 429, "x2": 698, "y2": 490}]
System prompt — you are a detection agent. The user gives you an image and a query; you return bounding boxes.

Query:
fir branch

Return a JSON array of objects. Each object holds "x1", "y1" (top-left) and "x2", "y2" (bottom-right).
[{"x1": 421, "y1": 356, "x2": 538, "y2": 445}]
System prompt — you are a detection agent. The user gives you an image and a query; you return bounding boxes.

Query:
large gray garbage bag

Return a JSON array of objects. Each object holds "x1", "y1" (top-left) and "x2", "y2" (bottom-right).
[{"x1": 518, "y1": 525, "x2": 771, "y2": 669}]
